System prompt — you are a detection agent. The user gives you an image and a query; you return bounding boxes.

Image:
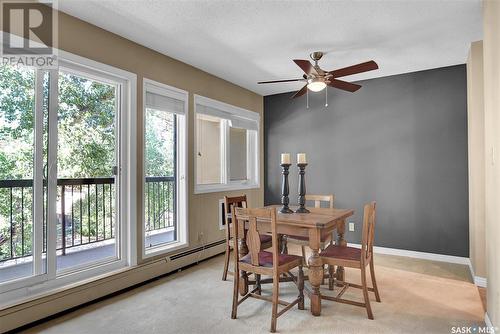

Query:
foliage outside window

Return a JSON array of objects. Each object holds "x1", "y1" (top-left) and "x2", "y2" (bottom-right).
[{"x1": 143, "y1": 79, "x2": 188, "y2": 256}]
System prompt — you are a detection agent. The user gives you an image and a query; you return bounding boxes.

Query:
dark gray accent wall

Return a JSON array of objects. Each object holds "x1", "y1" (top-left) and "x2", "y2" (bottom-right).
[{"x1": 264, "y1": 65, "x2": 468, "y2": 257}]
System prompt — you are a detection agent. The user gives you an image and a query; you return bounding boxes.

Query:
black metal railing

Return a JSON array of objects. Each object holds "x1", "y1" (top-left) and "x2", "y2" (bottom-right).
[
  {"x1": 0, "y1": 176, "x2": 175, "y2": 262},
  {"x1": 145, "y1": 176, "x2": 176, "y2": 233}
]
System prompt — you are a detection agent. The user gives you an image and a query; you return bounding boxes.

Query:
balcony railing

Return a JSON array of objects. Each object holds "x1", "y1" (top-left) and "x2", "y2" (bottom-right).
[{"x1": 0, "y1": 176, "x2": 175, "y2": 262}]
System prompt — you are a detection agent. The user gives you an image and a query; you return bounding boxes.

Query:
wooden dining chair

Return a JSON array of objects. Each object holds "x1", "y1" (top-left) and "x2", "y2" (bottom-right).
[
  {"x1": 222, "y1": 195, "x2": 273, "y2": 281},
  {"x1": 320, "y1": 201, "x2": 381, "y2": 319},
  {"x1": 232, "y1": 207, "x2": 304, "y2": 333},
  {"x1": 285, "y1": 194, "x2": 336, "y2": 264}
]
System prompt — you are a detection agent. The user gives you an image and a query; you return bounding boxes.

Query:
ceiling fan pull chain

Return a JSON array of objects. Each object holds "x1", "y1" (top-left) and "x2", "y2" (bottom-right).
[{"x1": 325, "y1": 88, "x2": 328, "y2": 108}]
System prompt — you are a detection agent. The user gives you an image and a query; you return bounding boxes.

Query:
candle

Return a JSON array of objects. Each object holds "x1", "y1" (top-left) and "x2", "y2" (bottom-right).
[
  {"x1": 297, "y1": 153, "x2": 307, "y2": 164},
  {"x1": 281, "y1": 153, "x2": 291, "y2": 164}
]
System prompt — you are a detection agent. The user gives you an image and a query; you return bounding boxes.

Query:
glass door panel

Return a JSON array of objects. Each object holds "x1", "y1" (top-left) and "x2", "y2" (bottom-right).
[
  {"x1": 56, "y1": 69, "x2": 119, "y2": 272},
  {"x1": 145, "y1": 108, "x2": 177, "y2": 249},
  {"x1": 0, "y1": 64, "x2": 47, "y2": 284}
]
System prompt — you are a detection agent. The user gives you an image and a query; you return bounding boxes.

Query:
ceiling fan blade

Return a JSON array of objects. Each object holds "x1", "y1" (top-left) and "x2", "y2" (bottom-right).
[
  {"x1": 291, "y1": 84, "x2": 308, "y2": 98},
  {"x1": 293, "y1": 59, "x2": 318, "y2": 76},
  {"x1": 328, "y1": 79, "x2": 362, "y2": 92},
  {"x1": 258, "y1": 78, "x2": 303, "y2": 84},
  {"x1": 328, "y1": 60, "x2": 379, "y2": 78}
]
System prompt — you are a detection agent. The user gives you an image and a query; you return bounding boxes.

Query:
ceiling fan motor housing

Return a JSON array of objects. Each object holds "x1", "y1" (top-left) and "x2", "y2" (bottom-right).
[{"x1": 310, "y1": 51, "x2": 324, "y2": 61}]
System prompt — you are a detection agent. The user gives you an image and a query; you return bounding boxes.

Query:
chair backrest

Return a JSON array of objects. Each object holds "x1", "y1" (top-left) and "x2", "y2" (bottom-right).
[
  {"x1": 361, "y1": 201, "x2": 377, "y2": 262},
  {"x1": 234, "y1": 207, "x2": 278, "y2": 270},
  {"x1": 305, "y1": 194, "x2": 335, "y2": 208},
  {"x1": 224, "y1": 195, "x2": 247, "y2": 238}
]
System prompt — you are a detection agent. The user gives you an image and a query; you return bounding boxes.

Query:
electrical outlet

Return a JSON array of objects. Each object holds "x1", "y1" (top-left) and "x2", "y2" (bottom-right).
[
  {"x1": 349, "y1": 222, "x2": 355, "y2": 232},
  {"x1": 198, "y1": 232, "x2": 204, "y2": 242}
]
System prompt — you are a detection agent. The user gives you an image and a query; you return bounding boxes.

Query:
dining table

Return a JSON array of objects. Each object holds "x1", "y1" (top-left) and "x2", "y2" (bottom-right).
[{"x1": 236, "y1": 205, "x2": 354, "y2": 316}]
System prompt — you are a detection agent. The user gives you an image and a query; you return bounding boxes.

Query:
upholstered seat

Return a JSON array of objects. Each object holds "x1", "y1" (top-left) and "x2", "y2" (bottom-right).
[
  {"x1": 240, "y1": 251, "x2": 302, "y2": 268},
  {"x1": 321, "y1": 244, "x2": 361, "y2": 261},
  {"x1": 259, "y1": 234, "x2": 272, "y2": 244}
]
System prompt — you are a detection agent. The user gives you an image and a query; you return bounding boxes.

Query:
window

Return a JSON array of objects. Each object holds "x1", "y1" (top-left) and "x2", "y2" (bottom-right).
[
  {"x1": 143, "y1": 79, "x2": 187, "y2": 257},
  {"x1": 194, "y1": 95, "x2": 259, "y2": 194},
  {"x1": 0, "y1": 50, "x2": 136, "y2": 306}
]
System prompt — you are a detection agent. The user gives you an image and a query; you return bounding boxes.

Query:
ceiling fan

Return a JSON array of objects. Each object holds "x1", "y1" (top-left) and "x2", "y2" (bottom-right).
[{"x1": 258, "y1": 51, "x2": 379, "y2": 98}]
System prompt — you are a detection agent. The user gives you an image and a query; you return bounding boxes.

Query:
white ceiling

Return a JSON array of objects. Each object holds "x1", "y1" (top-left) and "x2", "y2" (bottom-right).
[{"x1": 58, "y1": 0, "x2": 483, "y2": 96}]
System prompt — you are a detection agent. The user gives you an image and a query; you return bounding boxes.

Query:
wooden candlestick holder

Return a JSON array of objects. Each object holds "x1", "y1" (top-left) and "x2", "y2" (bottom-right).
[
  {"x1": 280, "y1": 163, "x2": 293, "y2": 214},
  {"x1": 295, "y1": 163, "x2": 310, "y2": 213}
]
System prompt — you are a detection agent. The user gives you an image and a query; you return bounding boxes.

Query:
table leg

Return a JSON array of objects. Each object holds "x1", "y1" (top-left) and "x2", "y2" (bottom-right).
[
  {"x1": 336, "y1": 219, "x2": 346, "y2": 283},
  {"x1": 238, "y1": 235, "x2": 249, "y2": 296},
  {"x1": 308, "y1": 229, "x2": 323, "y2": 317},
  {"x1": 279, "y1": 234, "x2": 288, "y2": 254}
]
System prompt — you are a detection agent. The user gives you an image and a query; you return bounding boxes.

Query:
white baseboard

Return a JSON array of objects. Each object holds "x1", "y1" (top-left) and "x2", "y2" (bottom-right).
[
  {"x1": 485, "y1": 313, "x2": 496, "y2": 333},
  {"x1": 347, "y1": 243, "x2": 470, "y2": 265},
  {"x1": 474, "y1": 276, "x2": 487, "y2": 288},
  {"x1": 467, "y1": 260, "x2": 488, "y2": 288},
  {"x1": 346, "y1": 243, "x2": 488, "y2": 288}
]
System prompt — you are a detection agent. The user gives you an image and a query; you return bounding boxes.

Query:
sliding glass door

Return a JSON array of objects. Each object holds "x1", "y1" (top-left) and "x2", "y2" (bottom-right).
[
  {"x1": 56, "y1": 68, "x2": 120, "y2": 273},
  {"x1": 0, "y1": 55, "x2": 133, "y2": 298}
]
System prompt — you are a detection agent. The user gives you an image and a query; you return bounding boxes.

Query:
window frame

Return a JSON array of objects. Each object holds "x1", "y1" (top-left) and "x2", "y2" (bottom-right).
[
  {"x1": 141, "y1": 78, "x2": 189, "y2": 259},
  {"x1": 0, "y1": 48, "x2": 137, "y2": 308},
  {"x1": 194, "y1": 95, "x2": 260, "y2": 194}
]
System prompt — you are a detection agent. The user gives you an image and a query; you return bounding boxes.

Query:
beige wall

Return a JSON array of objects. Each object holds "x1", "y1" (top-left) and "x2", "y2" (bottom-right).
[
  {"x1": 483, "y1": 0, "x2": 500, "y2": 327},
  {"x1": 0, "y1": 10, "x2": 263, "y2": 332},
  {"x1": 467, "y1": 40, "x2": 486, "y2": 279}
]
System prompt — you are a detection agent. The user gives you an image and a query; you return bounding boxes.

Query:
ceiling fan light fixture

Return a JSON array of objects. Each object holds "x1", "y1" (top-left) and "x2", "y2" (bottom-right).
[{"x1": 307, "y1": 78, "x2": 326, "y2": 92}]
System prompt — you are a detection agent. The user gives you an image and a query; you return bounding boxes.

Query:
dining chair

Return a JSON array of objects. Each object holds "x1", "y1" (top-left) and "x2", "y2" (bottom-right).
[
  {"x1": 320, "y1": 201, "x2": 381, "y2": 319},
  {"x1": 222, "y1": 195, "x2": 273, "y2": 281},
  {"x1": 285, "y1": 194, "x2": 336, "y2": 264},
  {"x1": 232, "y1": 207, "x2": 304, "y2": 333}
]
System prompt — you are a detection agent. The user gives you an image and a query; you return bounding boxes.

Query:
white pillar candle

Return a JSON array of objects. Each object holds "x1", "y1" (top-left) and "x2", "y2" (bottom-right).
[
  {"x1": 281, "y1": 153, "x2": 291, "y2": 164},
  {"x1": 297, "y1": 153, "x2": 307, "y2": 164}
]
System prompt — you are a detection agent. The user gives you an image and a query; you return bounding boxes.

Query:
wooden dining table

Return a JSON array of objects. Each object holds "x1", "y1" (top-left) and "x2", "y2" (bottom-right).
[{"x1": 236, "y1": 205, "x2": 354, "y2": 316}]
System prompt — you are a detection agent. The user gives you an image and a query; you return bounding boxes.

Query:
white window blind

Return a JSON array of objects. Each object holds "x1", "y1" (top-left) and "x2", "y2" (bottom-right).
[{"x1": 145, "y1": 85, "x2": 185, "y2": 115}]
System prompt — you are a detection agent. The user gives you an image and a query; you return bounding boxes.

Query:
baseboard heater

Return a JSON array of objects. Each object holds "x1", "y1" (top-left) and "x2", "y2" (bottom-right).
[{"x1": 170, "y1": 239, "x2": 226, "y2": 260}]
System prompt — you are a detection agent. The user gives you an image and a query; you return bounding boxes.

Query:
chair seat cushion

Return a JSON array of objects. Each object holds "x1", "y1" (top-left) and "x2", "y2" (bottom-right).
[
  {"x1": 259, "y1": 234, "x2": 272, "y2": 244},
  {"x1": 287, "y1": 230, "x2": 332, "y2": 242},
  {"x1": 240, "y1": 251, "x2": 302, "y2": 268},
  {"x1": 320, "y1": 244, "x2": 361, "y2": 261}
]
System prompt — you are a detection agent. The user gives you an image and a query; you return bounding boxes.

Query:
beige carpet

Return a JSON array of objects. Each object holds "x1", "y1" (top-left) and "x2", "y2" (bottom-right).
[{"x1": 21, "y1": 252, "x2": 484, "y2": 334}]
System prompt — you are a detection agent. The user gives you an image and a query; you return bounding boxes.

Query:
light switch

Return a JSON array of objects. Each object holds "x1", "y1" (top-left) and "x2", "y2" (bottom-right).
[{"x1": 349, "y1": 222, "x2": 355, "y2": 232}]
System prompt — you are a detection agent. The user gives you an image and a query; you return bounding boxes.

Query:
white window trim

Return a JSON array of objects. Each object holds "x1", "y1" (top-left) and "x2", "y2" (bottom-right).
[
  {"x1": 142, "y1": 78, "x2": 189, "y2": 259},
  {"x1": 0, "y1": 49, "x2": 137, "y2": 308},
  {"x1": 194, "y1": 95, "x2": 260, "y2": 194}
]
